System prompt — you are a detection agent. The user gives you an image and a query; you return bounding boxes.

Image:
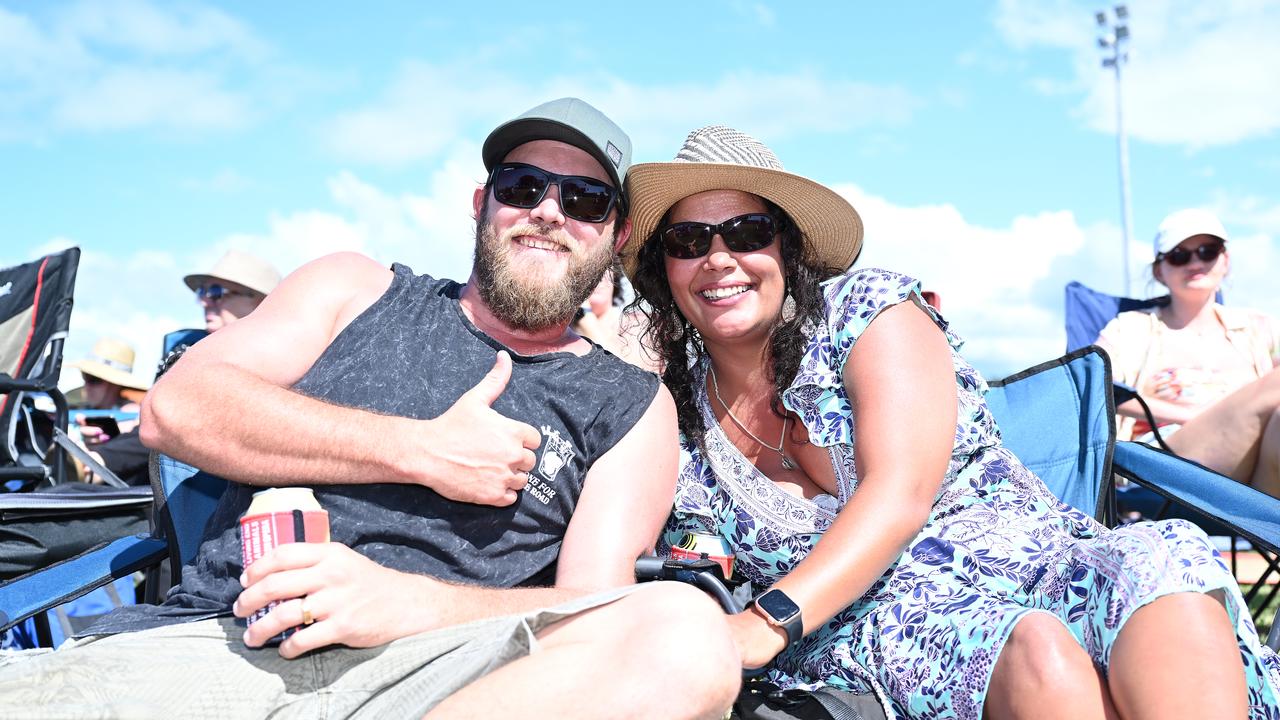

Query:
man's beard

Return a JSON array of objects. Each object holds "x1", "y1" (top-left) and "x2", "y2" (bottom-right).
[{"x1": 472, "y1": 211, "x2": 615, "y2": 332}]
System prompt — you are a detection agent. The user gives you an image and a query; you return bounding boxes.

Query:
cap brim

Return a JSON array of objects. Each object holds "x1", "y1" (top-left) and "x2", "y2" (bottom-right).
[{"x1": 620, "y1": 162, "x2": 862, "y2": 279}]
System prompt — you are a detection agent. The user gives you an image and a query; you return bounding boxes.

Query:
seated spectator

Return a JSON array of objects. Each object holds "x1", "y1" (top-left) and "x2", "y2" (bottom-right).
[
  {"x1": 622, "y1": 127, "x2": 1277, "y2": 717},
  {"x1": 66, "y1": 338, "x2": 149, "y2": 484},
  {"x1": 185, "y1": 249, "x2": 282, "y2": 333},
  {"x1": 80, "y1": 252, "x2": 282, "y2": 485},
  {"x1": 0, "y1": 97, "x2": 737, "y2": 719},
  {"x1": 571, "y1": 260, "x2": 660, "y2": 371},
  {"x1": 1096, "y1": 209, "x2": 1280, "y2": 498}
]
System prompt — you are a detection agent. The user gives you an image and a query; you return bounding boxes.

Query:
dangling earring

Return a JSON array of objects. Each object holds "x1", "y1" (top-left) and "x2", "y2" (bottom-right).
[{"x1": 781, "y1": 287, "x2": 797, "y2": 322}]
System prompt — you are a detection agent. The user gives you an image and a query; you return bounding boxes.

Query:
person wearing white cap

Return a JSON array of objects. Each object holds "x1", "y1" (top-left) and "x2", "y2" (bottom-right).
[
  {"x1": 1097, "y1": 209, "x2": 1280, "y2": 499},
  {"x1": 184, "y1": 249, "x2": 282, "y2": 333},
  {"x1": 0, "y1": 100, "x2": 737, "y2": 720},
  {"x1": 623, "y1": 129, "x2": 1276, "y2": 718}
]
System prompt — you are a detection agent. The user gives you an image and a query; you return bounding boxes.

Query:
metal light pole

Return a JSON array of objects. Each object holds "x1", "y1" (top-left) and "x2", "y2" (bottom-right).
[{"x1": 1097, "y1": 6, "x2": 1133, "y2": 296}]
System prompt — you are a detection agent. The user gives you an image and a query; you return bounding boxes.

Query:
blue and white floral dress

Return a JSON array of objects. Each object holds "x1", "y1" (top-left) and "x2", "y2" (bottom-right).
[{"x1": 658, "y1": 267, "x2": 1280, "y2": 720}]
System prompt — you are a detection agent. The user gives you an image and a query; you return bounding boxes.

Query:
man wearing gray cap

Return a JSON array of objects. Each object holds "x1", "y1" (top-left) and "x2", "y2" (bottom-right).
[{"x1": 0, "y1": 99, "x2": 739, "y2": 718}]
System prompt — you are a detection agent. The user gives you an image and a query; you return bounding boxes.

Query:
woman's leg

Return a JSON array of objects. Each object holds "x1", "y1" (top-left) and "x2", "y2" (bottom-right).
[
  {"x1": 1165, "y1": 368, "x2": 1280, "y2": 494},
  {"x1": 1107, "y1": 591, "x2": 1246, "y2": 720},
  {"x1": 984, "y1": 612, "x2": 1118, "y2": 720},
  {"x1": 1249, "y1": 406, "x2": 1280, "y2": 496}
]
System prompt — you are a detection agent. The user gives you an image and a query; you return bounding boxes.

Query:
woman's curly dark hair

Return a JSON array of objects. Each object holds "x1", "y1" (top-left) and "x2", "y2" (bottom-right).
[{"x1": 628, "y1": 198, "x2": 839, "y2": 450}]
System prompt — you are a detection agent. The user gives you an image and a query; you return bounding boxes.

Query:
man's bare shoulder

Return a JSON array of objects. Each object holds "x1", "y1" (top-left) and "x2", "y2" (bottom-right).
[{"x1": 281, "y1": 252, "x2": 396, "y2": 332}]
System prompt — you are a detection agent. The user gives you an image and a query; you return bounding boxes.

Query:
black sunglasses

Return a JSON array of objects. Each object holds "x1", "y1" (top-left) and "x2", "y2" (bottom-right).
[
  {"x1": 488, "y1": 162, "x2": 621, "y2": 223},
  {"x1": 659, "y1": 213, "x2": 781, "y2": 260},
  {"x1": 1158, "y1": 240, "x2": 1224, "y2": 267},
  {"x1": 195, "y1": 283, "x2": 249, "y2": 302}
]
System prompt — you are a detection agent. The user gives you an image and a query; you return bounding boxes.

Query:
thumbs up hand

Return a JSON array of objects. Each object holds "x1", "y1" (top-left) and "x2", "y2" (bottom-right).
[{"x1": 417, "y1": 351, "x2": 542, "y2": 506}]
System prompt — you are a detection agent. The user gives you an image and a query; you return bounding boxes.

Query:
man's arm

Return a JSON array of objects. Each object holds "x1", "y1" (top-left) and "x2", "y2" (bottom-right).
[
  {"x1": 234, "y1": 387, "x2": 680, "y2": 658},
  {"x1": 141, "y1": 252, "x2": 538, "y2": 505}
]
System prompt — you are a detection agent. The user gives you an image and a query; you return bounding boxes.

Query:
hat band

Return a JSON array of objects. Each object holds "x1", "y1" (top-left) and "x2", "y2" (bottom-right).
[{"x1": 88, "y1": 355, "x2": 131, "y2": 372}]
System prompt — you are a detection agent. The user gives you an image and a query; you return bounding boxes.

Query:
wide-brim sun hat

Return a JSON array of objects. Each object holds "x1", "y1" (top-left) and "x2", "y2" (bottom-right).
[
  {"x1": 621, "y1": 125, "x2": 862, "y2": 279},
  {"x1": 1154, "y1": 208, "x2": 1230, "y2": 256},
  {"x1": 69, "y1": 337, "x2": 150, "y2": 391},
  {"x1": 184, "y1": 249, "x2": 282, "y2": 297}
]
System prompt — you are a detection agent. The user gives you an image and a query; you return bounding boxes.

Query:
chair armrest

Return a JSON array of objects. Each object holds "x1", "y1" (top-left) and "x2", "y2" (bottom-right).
[
  {"x1": 0, "y1": 534, "x2": 167, "y2": 634},
  {"x1": 1112, "y1": 442, "x2": 1280, "y2": 553}
]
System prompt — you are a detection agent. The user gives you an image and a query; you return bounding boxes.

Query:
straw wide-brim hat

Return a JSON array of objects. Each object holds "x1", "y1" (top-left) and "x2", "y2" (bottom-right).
[
  {"x1": 183, "y1": 249, "x2": 282, "y2": 297},
  {"x1": 69, "y1": 337, "x2": 151, "y2": 391},
  {"x1": 621, "y1": 125, "x2": 863, "y2": 279}
]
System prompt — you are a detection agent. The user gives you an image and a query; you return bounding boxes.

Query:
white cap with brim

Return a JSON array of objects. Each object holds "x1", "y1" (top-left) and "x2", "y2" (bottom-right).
[
  {"x1": 1154, "y1": 208, "x2": 1229, "y2": 256},
  {"x1": 183, "y1": 249, "x2": 282, "y2": 297},
  {"x1": 69, "y1": 337, "x2": 150, "y2": 391}
]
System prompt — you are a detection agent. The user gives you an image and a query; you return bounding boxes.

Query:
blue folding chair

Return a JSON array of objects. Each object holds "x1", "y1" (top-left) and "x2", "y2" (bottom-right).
[
  {"x1": 988, "y1": 344, "x2": 1280, "y2": 648},
  {"x1": 0, "y1": 454, "x2": 224, "y2": 646}
]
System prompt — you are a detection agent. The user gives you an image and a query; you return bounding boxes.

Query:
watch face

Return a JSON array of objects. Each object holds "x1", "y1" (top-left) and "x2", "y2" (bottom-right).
[{"x1": 757, "y1": 589, "x2": 801, "y2": 622}]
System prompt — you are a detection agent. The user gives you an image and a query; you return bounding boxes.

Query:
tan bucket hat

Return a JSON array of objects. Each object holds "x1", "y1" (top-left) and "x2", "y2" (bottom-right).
[
  {"x1": 70, "y1": 337, "x2": 150, "y2": 391},
  {"x1": 183, "y1": 249, "x2": 281, "y2": 297},
  {"x1": 621, "y1": 125, "x2": 862, "y2": 279}
]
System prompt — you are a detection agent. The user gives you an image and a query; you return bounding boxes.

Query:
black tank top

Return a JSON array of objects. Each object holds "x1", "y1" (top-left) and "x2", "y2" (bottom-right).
[{"x1": 111, "y1": 264, "x2": 659, "y2": 626}]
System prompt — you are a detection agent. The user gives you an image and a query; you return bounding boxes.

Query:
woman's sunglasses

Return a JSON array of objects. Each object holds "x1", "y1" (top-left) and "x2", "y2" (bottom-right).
[
  {"x1": 195, "y1": 284, "x2": 249, "y2": 302},
  {"x1": 1158, "y1": 240, "x2": 1224, "y2": 267},
  {"x1": 659, "y1": 213, "x2": 780, "y2": 260},
  {"x1": 487, "y1": 162, "x2": 621, "y2": 224}
]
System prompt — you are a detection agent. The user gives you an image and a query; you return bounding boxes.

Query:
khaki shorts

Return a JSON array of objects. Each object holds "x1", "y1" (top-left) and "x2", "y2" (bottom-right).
[{"x1": 0, "y1": 585, "x2": 637, "y2": 720}]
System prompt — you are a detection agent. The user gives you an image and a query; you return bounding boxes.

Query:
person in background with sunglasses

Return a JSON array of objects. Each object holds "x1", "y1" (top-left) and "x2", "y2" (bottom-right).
[
  {"x1": 1096, "y1": 208, "x2": 1280, "y2": 498},
  {"x1": 0, "y1": 99, "x2": 740, "y2": 720},
  {"x1": 184, "y1": 249, "x2": 282, "y2": 333},
  {"x1": 623, "y1": 127, "x2": 1279, "y2": 719}
]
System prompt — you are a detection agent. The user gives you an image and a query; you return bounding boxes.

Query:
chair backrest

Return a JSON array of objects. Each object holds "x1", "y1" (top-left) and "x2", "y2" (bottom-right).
[
  {"x1": 985, "y1": 346, "x2": 1116, "y2": 524},
  {"x1": 0, "y1": 248, "x2": 80, "y2": 486},
  {"x1": 1063, "y1": 281, "x2": 1168, "y2": 352},
  {"x1": 148, "y1": 453, "x2": 227, "y2": 583}
]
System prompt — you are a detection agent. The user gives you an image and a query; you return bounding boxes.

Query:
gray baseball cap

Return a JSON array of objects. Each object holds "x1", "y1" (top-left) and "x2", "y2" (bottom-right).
[{"x1": 482, "y1": 97, "x2": 632, "y2": 208}]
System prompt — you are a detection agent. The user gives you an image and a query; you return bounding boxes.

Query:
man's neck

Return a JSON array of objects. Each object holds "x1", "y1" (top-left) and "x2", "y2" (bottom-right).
[{"x1": 458, "y1": 280, "x2": 588, "y2": 357}]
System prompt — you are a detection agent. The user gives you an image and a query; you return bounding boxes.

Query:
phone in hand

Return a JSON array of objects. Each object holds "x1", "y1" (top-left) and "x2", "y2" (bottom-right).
[{"x1": 79, "y1": 415, "x2": 121, "y2": 438}]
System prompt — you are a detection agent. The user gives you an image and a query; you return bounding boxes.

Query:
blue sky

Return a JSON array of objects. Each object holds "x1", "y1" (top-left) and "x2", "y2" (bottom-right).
[{"x1": 3, "y1": 0, "x2": 1278, "y2": 384}]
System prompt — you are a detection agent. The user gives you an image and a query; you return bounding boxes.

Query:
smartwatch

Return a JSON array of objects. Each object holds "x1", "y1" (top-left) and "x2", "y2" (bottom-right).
[{"x1": 749, "y1": 588, "x2": 803, "y2": 648}]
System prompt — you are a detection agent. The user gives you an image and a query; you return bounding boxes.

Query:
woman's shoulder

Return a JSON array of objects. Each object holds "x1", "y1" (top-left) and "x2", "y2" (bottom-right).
[
  {"x1": 1101, "y1": 307, "x2": 1161, "y2": 335},
  {"x1": 820, "y1": 267, "x2": 920, "y2": 311}
]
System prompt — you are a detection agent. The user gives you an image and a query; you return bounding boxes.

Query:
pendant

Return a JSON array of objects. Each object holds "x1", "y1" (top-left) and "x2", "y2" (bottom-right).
[{"x1": 781, "y1": 455, "x2": 797, "y2": 471}]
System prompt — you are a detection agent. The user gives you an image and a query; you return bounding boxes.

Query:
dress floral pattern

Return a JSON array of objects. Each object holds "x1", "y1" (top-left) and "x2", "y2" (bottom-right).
[{"x1": 658, "y1": 267, "x2": 1280, "y2": 719}]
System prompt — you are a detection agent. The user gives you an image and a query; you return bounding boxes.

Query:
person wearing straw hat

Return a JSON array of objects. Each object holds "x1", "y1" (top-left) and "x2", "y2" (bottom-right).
[
  {"x1": 0, "y1": 99, "x2": 738, "y2": 720},
  {"x1": 69, "y1": 337, "x2": 151, "y2": 417},
  {"x1": 1095, "y1": 209, "x2": 1280, "y2": 498},
  {"x1": 623, "y1": 126, "x2": 1277, "y2": 719},
  {"x1": 184, "y1": 249, "x2": 282, "y2": 333}
]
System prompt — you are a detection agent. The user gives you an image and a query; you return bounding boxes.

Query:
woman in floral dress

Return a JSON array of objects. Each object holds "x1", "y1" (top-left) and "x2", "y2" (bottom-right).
[{"x1": 621, "y1": 125, "x2": 1280, "y2": 719}]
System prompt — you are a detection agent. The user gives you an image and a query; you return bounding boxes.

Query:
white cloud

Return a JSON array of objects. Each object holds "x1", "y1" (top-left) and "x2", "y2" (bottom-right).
[
  {"x1": 323, "y1": 62, "x2": 920, "y2": 166},
  {"x1": 0, "y1": 0, "x2": 267, "y2": 138},
  {"x1": 996, "y1": 0, "x2": 1280, "y2": 147}
]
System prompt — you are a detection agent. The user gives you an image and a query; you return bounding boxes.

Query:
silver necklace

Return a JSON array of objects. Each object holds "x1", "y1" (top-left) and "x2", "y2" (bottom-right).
[{"x1": 708, "y1": 365, "x2": 797, "y2": 470}]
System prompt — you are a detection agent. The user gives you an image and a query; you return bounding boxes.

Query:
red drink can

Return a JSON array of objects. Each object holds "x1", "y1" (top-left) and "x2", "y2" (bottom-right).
[
  {"x1": 239, "y1": 487, "x2": 330, "y2": 639},
  {"x1": 670, "y1": 531, "x2": 735, "y2": 580}
]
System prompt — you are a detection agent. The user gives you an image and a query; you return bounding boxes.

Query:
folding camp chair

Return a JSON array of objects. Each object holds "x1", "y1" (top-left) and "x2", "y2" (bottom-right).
[
  {"x1": 1064, "y1": 280, "x2": 1279, "y2": 609},
  {"x1": 0, "y1": 453, "x2": 221, "y2": 646},
  {"x1": 0, "y1": 248, "x2": 80, "y2": 491},
  {"x1": 989, "y1": 345, "x2": 1280, "y2": 647}
]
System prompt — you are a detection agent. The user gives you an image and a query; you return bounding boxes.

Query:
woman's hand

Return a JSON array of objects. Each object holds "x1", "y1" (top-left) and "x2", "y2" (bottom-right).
[
  {"x1": 1148, "y1": 369, "x2": 1184, "y2": 402},
  {"x1": 727, "y1": 607, "x2": 788, "y2": 669}
]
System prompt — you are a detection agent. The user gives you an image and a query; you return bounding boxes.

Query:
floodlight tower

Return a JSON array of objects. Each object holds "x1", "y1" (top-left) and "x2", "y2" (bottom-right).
[{"x1": 1097, "y1": 5, "x2": 1134, "y2": 295}]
